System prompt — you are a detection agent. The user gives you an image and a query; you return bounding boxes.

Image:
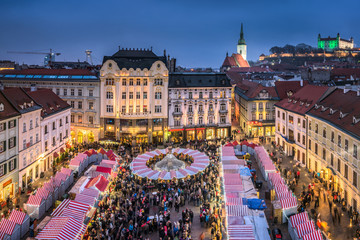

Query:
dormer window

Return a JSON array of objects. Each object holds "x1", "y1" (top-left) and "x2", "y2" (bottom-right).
[
  {"x1": 329, "y1": 108, "x2": 336, "y2": 115},
  {"x1": 314, "y1": 104, "x2": 320, "y2": 109},
  {"x1": 353, "y1": 116, "x2": 360, "y2": 125},
  {"x1": 339, "y1": 111, "x2": 348, "y2": 119},
  {"x1": 321, "y1": 106, "x2": 328, "y2": 112},
  {"x1": 299, "y1": 101, "x2": 304, "y2": 106},
  {"x1": 0, "y1": 103, "x2": 4, "y2": 112},
  {"x1": 305, "y1": 103, "x2": 310, "y2": 107},
  {"x1": 288, "y1": 98, "x2": 292, "y2": 103}
]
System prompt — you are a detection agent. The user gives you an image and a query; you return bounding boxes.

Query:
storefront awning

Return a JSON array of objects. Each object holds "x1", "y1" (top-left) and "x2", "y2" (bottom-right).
[
  {"x1": 326, "y1": 166, "x2": 337, "y2": 175},
  {"x1": 169, "y1": 129, "x2": 184, "y2": 132}
]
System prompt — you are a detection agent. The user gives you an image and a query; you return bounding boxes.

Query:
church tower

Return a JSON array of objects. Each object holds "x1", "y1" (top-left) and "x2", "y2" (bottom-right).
[{"x1": 237, "y1": 23, "x2": 247, "y2": 60}]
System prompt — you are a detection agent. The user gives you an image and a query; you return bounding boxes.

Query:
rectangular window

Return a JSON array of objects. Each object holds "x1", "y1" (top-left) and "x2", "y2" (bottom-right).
[
  {"x1": 70, "y1": 101, "x2": 75, "y2": 108},
  {"x1": 106, "y1": 92, "x2": 113, "y2": 99},
  {"x1": 266, "y1": 102, "x2": 270, "y2": 109},
  {"x1": 155, "y1": 105, "x2": 162, "y2": 113},
  {"x1": 136, "y1": 92, "x2": 141, "y2": 99},
  {"x1": 354, "y1": 171, "x2": 358, "y2": 188},
  {"x1": 129, "y1": 106, "x2": 133, "y2": 113},
  {"x1": 9, "y1": 120, "x2": 16, "y2": 129},
  {"x1": 9, "y1": 159, "x2": 15, "y2": 172},
  {"x1": 122, "y1": 92, "x2": 126, "y2": 99},
  {"x1": 52, "y1": 136, "x2": 56, "y2": 146},
  {"x1": 71, "y1": 89, "x2": 75, "y2": 96},
  {"x1": 338, "y1": 159, "x2": 341, "y2": 172},
  {"x1": 221, "y1": 116, "x2": 226, "y2": 124},
  {"x1": 282, "y1": 112, "x2": 285, "y2": 120},
  {"x1": 259, "y1": 113, "x2": 263, "y2": 120},
  {"x1": 155, "y1": 92, "x2": 162, "y2": 99},
  {"x1": 345, "y1": 139, "x2": 349, "y2": 152},
  {"x1": 252, "y1": 113, "x2": 256, "y2": 120},
  {"x1": 143, "y1": 92, "x2": 147, "y2": 99},
  {"x1": 56, "y1": 88, "x2": 60, "y2": 95},
  {"x1": 89, "y1": 116, "x2": 94, "y2": 124},
  {"x1": 258, "y1": 103, "x2": 263, "y2": 110},
  {"x1": 136, "y1": 106, "x2": 140, "y2": 113},
  {"x1": 105, "y1": 78, "x2": 115, "y2": 85},
  {"x1": 0, "y1": 165, "x2": 4, "y2": 177},
  {"x1": 315, "y1": 123, "x2": 318, "y2": 133},
  {"x1": 266, "y1": 113, "x2": 270, "y2": 120},
  {"x1": 143, "y1": 106, "x2": 147, "y2": 113},
  {"x1": 297, "y1": 133, "x2": 300, "y2": 142},
  {"x1": 252, "y1": 103, "x2": 256, "y2": 110},
  {"x1": 297, "y1": 118, "x2": 301, "y2": 127},
  {"x1": 323, "y1": 128, "x2": 326, "y2": 138},
  {"x1": 36, "y1": 133, "x2": 39, "y2": 142},
  {"x1": 52, "y1": 122, "x2": 56, "y2": 130},
  {"x1": 45, "y1": 141, "x2": 48, "y2": 151},
  {"x1": 354, "y1": 144, "x2": 358, "y2": 159},
  {"x1": 60, "y1": 133, "x2": 63, "y2": 142},
  {"x1": 0, "y1": 123, "x2": 5, "y2": 132},
  {"x1": 66, "y1": 116, "x2": 68, "y2": 124},
  {"x1": 129, "y1": 79, "x2": 133, "y2": 86},
  {"x1": 78, "y1": 115, "x2": 82, "y2": 123},
  {"x1": 63, "y1": 89, "x2": 67, "y2": 96},
  {"x1": 78, "y1": 89, "x2": 82, "y2": 96},
  {"x1": 122, "y1": 79, "x2": 126, "y2": 85},
  {"x1": 302, "y1": 120, "x2": 306, "y2": 129},
  {"x1": 331, "y1": 131, "x2": 335, "y2": 143},
  {"x1": 136, "y1": 79, "x2": 141, "y2": 85},
  {"x1": 89, "y1": 89, "x2": 93, "y2": 97},
  {"x1": 199, "y1": 92, "x2": 203, "y2": 99},
  {"x1": 106, "y1": 105, "x2": 114, "y2": 113},
  {"x1": 302, "y1": 135, "x2": 305, "y2": 145},
  {"x1": 309, "y1": 121, "x2": 312, "y2": 131},
  {"x1": 30, "y1": 136, "x2": 33, "y2": 145},
  {"x1": 88, "y1": 102, "x2": 94, "y2": 110},
  {"x1": 209, "y1": 92, "x2": 213, "y2": 99},
  {"x1": 315, "y1": 143, "x2": 318, "y2": 155},
  {"x1": 277, "y1": 110, "x2": 280, "y2": 118},
  {"x1": 23, "y1": 139, "x2": 26, "y2": 150},
  {"x1": 189, "y1": 92, "x2": 193, "y2": 99},
  {"x1": 71, "y1": 115, "x2": 75, "y2": 123},
  {"x1": 143, "y1": 79, "x2": 147, "y2": 86},
  {"x1": 9, "y1": 137, "x2": 15, "y2": 149},
  {"x1": 78, "y1": 101, "x2": 82, "y2": 109},
  {"x1": 331, "y1": 153, "x2": 334, "y2": 166},
  {"x1": 322, "y1": 148, "x2": 326, "y2": 160},
  {"x1": 338, "y1": 135, "x2": 342, "y2": 147},
  {"x1": 289, "y1": 115, "x2": 294, "y2": 124},
  {"x1": 129, "y1": 92, "x2": 133, "y2": 99},
  {"x1": 345, "y1": 164, "x2": 348, "y2": 179}
]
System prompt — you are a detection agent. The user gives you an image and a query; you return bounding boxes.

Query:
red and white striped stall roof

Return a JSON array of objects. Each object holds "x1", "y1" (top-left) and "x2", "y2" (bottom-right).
[
  {"x1": 60, "y1": 168, "x2": 72, "y2": 176},
  {"x1": 0, "y1": 231, "x2": 5, "y2": 240},
  {"x1": 302, "y1": 230, "x2": 323, "y2": 240},
  {"x1": 8, "y1": 210, "x2": 26, "y2": 224},
  {"x1": 0, "y1": 218, "x2": 16, "y2": 235},
  {"x1": 226, "y1": 205, "x2": 249, "y2": 216},
  {"x1": 36, "y1": 187, "x2": 50, "y2": 199},
  {"x1": 280, "y1": 196, "x2": 298, "y2": 209},
  {"x1": 224, "y1": 174, "x2": 242, "y2": 185},
  {"x1": 51, "y1": 199, "x2": 71, "y2": 217},
  {"x1": 43, "y1": 182, "x2": 54, "y2": 192},
  {"x1": 26, "y1": 195, "x2": 43, "y2": 206},
  {"x1": 55, "y1": 172, "x2": 68, "y2": 182},
  {"x1": 296, "y1": 220, "x2": 316, "y2": 238},
  {"x1": 224, "y1": 184, "x2": 244, "y2": 192},
  {"x1": 227, "y1": 216, "x2": 244, "y2": 226},
  {"x1": 81, "y1": 188, "x2": 100, "y2": 198},
  {"x1": 68, "y1": 200, "x2": 90, "y2": 213},
  {"x1": 276, "y1": 190, "x2": 293, "y2": 200},
  {"x1": 60, "y1": 208, "x2": 86, "y2": 223},
  {"x1": 226, "y1": 197, "x2": 243, "y2": 206},
  {"x1": 35, "y1": 216, "x2": 86, "y2": 240},
  {"x1": 290, "y1": 212, "x2": 309, "y2": 228},
  {"x1": 74, "y1": 193, "x2": 96, "y2": 206},
  {"x1": 227, "y1": 225, "x2": 255, "y2": 240}
]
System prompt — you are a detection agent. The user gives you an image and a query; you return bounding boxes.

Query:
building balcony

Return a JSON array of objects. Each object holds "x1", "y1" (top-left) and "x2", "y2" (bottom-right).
[
  {"x1": 187, "y1": 111, "x2": 194, "y2": 116},
  {"x1": 329, "y1": 142, "x2": 335, "y2": 150},
  {"x1": 120, "y1": 112, "x2": 150, "y2": 117},
  {"x1": 219, "y1": 109, "x2": 228, "y2": 114},
  {"x1": 208, "y1": 110, "x2": 215, "y2": 115},
  {"x1": 172, "y1": 111, "x2": 183, "y2": 116},
  {"x1": 198, "y1": 111, "x2": 204, "y2": 115}
]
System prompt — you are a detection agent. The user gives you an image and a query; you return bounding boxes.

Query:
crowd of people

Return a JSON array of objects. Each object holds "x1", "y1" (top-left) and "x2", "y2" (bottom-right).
[{"x1": 84, "y1": 140, "x2": 225, "y2": 240}]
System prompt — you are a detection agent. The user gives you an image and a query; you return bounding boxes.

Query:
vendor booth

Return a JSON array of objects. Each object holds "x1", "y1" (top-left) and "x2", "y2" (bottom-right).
[
  {"x1": 35, "y1": 187, "x2": 53, "y2": 211},
  {"x1": 8, "y1": 210, "x2": 30, "y2": 238},
  {"x1": 24, "y1": 195, "x2": 45, "y2": 220},
  {"x1": 0, "y1": 218, "x2": 20, "y2": 240}
]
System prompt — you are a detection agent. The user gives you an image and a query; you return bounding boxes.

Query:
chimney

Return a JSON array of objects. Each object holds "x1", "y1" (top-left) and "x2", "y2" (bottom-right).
[
  {"x1": 300, "y1": 80, "x2": 303, "y2": 86},
  {"x1": 30, "y1": 84, "x2": 37, "y2": 92},
  {"x1": 0, "y1": 83, "x2": 3, "y2": 91}
]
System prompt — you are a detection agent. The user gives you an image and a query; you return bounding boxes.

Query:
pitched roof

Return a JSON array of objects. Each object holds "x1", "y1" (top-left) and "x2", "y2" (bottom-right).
[
  {"x1": 27, "y1": 89, "x2": 70, "y2": 117},
  {"x1": 221, "y1": 54, "x2": 249, "y2": 68},
  {"x1": 103, "y1": 48, "x2": 167, "y2": 70},
  {"x1": 1, "y1": 88, "x2": 42, "y2": 114},
  {"x1": 274, "y1": 81, "x2": 305, "y2": 100},
  {"x1": 307, "y1": 89, "x2": 360, "y2": 140},
  {"x1": 275, "y1": 85, "x2": 330, "y2": 115},
  {"x1": 169, "y1": 72, "x2": 232, "y2": 88},
  {"x1": 0, "y1": 91, "x2": 20, "y2": 121}
]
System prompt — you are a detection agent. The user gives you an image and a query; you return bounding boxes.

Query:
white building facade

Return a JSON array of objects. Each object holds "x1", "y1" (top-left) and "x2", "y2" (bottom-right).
[
  {"x1": 100, "y1": 48, "x2": 169, "y2": 144},
  {"x1": 168, "y1": 73, "x2": 232, "y2": 142},
  {"x1": 0, "y1": 69, "x2": 100, "y2": 144}
]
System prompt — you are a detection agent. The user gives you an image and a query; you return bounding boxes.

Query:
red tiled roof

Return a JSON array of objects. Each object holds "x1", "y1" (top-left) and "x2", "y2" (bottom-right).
[
  {"x1": 274, "y1": 81, "x2": 305, "y2": 100},
  {"x1": 331, "y1": 68, "x2": 360, "y2": 80},
  {"x1": 308, "y1": 89, "x2": 360, "y2": 139},
  {"x1": 222, "y1": 54, "x2": 250, "y2": 68},
  {"x1": 0, "y1": 92, "x2": 20, "y2": 120},
  {"x1": 229, "y1": 66, "x2": 272, "y2": 73},
  {"x1": 2, "y1": 88, "x2": 41, "y2": 112},
  {"x1": 0, "y1": 68, "x2": 97, "y2": 76},
  {"x1": 27, "y1": 89, "x2": 70, "y2": 117},
  {"x1": 275, "y1": 85, "x2": 330, "y2": 115}
]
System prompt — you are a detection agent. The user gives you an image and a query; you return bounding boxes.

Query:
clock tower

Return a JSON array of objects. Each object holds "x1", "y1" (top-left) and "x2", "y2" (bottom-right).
[{"x1": 237, "y1": 23, "x2": 247, "y2": 60}]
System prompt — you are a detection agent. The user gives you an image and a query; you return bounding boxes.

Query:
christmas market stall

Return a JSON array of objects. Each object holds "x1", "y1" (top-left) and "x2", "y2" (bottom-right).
[
  {"x1": 8, "y1": 210, "x2": 30, "y2": 238},
  {"x1": 24, "y1": 195, "x2": 45, "y2": 220},
  {"x1": 0, "y1": 218, "x2": 20, "y2": 240}
]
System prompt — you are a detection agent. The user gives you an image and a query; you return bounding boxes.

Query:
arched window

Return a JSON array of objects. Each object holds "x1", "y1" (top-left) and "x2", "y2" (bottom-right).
[{"x1": 175, "y1": 105, "x2": 180, "y2": 113}]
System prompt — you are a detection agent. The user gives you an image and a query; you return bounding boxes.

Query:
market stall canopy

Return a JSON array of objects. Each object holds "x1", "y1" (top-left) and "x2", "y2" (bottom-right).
[
  {"x1": 227, "y1": 225, "x2": 255, "y2": 240},
  {"x1": 26, "y1": 195, "x2": 43, "y2": 206},
  {"x1": 85, "y1": 175, "x2": 109, "y2": 192}
]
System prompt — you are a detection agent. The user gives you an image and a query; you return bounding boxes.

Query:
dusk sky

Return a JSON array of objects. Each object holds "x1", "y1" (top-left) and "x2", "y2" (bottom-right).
[{"x1": 1, "y1": 0, "x2": 359, "y2": 68}]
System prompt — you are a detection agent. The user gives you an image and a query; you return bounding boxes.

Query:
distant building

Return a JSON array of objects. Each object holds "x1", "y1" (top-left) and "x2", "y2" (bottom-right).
[
  {"x1": 168, "y1": 73, "x2": 232, "y2": 142},
  {"x1": 100, "y1": 48, "x2": 169, "y2": 144},
  {"x1": 318, "y1": 33, "x2": 354, "y2": 50},
  {"x1": 221, "y1": 23, "x2": 249, "y2": 72}
]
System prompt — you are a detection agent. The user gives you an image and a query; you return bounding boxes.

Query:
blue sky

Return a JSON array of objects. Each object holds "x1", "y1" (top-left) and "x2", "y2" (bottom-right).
[{"x1": 0, "y1": 0, "x2": 359, "y2": 67}]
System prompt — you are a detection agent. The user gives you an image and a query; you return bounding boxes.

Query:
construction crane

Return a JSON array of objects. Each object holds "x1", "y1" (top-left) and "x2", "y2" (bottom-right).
[{"x1": 7, "y1": 49, "x2": 61, "y2": 65}]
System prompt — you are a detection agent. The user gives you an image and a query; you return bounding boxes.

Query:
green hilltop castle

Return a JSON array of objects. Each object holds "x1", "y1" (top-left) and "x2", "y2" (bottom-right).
[{"x1": 318, "y1": 33, "x2": 354, "y2": 50}]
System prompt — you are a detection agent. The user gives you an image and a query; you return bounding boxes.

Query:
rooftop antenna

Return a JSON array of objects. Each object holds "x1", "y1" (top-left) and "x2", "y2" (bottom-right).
[{"x1": 85, "y1": 50, "x2": 93, "y2": 65}]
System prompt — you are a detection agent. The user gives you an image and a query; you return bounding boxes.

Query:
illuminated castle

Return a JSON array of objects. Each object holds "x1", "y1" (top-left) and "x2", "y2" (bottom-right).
[{"x1": 318, "y1": 33, "x2": 354, "y2": 50}]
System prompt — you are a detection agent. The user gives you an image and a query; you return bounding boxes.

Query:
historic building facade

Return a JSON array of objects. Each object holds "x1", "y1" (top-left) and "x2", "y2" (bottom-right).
[
  {"x1": 274, "y1": 85, "x2": 331, "y2": 163},
  {"x1": 1, "y1": 88, "x2": 42, "y2": 190},
  {"x1": 100, "y1": 48, "x2": 169, "y2": 144},
  {"x1": 168, "y1": 73, "x2": 232, "y2": 142},
  {"x1": 0, "y1": 69, "x2": 100, "y2": 143},
  {"x1": 0, "y1": 92, "x2": 20, "y2": 201},
  {"x1": 318, "y1": 33, "x2": 354, "y2": 50},
  {"x1": 306, "y1": 89, "x2": 360, "y2": 211}
]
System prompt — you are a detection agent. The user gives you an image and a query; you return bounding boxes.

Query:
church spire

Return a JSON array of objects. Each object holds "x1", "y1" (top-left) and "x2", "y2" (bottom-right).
[{"x1": 238, "y1": 23, "x2": 246, "y2": 45}]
